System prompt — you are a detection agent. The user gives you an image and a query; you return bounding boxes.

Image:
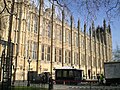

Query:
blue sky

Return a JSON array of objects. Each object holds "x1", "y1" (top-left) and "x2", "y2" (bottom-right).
[
  {"x1": 61, "y1": 0, "x2": 120, "y2": 51},
  {"x1": 111, "y1": 20, "x2": 120, "y2": 50},
  {"x1": 34, "y1": 0, "x2": 120, "y2": 50}
]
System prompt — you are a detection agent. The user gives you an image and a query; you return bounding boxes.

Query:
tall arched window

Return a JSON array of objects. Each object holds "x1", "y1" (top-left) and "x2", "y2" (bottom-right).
[
  {"x1": 27, "y1": 12, "x2": 30, "y2": 31},
  {"x1": 47, "y1": 46, "x2": 51, "y2": 61},
  {"x1": 34, "y1": 16, "x2": 38, "y2": 33},
  {"x1": 76, "y1": 35, "x2": 78, "y2": 47},
  {"x1": 69, "y1": 51, "x2": 71, "y2": 63},
  {"x1": 42, "y1": 18, "x2": 45, "y2": 36},
  {"x1": 74, "y1": 52, "x2": 78, "y2": 65},
  {"x1": 55, "y1": 48, "x2": 57, "y2": 62},
  {"x1": 26, "y1": 40, "x2": 30, "y2": 58},
  {"x1": 41, "y1": 45, "x2": 44, "y2": 60},
  {"x1": 65, "y1": 51, "x2": 67, "y2": 63},
  {"x1": 59, "y1": 49, "x2": 62, "y2": 62},
  {"x1": 32, "y1": 42, "x2": 37, "y2": 59},
  {"x1": 48, "y1": 24, "x2": 51, "y2": 38},
  {"x1": 68, "y1": 32, "x2": 71, "y2": 46},
  {"x1": 59, "y1": 29, "x2": 62, "y2": 41}
]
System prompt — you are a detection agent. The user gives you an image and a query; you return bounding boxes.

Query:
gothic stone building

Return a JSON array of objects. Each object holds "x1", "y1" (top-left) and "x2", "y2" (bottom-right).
[{"x1": 0, "y1": 0, "x2": 112, "y2": 80}]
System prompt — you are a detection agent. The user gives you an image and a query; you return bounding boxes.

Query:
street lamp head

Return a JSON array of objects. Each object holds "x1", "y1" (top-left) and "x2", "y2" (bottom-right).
[{"x1": 27, "y1": 57, "x2": 32, "y2": 63}]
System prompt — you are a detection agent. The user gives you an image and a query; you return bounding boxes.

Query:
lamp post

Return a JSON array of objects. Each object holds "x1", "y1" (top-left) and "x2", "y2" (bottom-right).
[
  {"x1": 23, "y1": 57, "x2": 25, "y2": 81},
  {"x1": 0, "y1": 56, "x2": 1, "y2": 81},
  {"x1": 27, "y1": 57, "x2": 32, "y2": 87},
  {"x1": 12, "y1": 59, "x2": 15, "y2": 86},
  {"x1": 40, "y1": 65, "x2": 41, "y2": 73}
]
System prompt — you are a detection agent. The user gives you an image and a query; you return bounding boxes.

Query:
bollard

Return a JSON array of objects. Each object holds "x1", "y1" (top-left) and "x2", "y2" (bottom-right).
[{"x1": 63, "y1": 81, "x2": 65, "y2": 85}]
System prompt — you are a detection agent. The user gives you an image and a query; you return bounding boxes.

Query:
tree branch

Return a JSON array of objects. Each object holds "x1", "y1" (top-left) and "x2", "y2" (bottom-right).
[
  {"x1": 106, "y1": 0, "x2": 119, "y2": 14},
  {"x1": 0, "y1": 0, "x2": 6, "y2": 14},
  {"x1": 0, "y1": 7, "x2": 6, "y2": 14},
  {"x1": 0, "y1": 0, "x2": 16, "y2": 15}
]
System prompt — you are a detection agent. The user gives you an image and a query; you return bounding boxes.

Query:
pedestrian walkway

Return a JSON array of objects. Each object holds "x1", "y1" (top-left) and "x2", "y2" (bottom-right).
[
  {"x1": 68, "y1": 85, "x2": 120, "y2": 90},
  {"x1": 2, "y1": 81, "x2": 120, "y2": 90},
  {"x1": 53, "y1": 84, "x2": 68, "y2": 90}
]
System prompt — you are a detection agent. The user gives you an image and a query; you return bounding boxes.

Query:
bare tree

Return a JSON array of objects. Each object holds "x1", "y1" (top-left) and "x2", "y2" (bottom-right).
[
  {"x1": 113, "y1": 45, "x2": 120, "y2": 61},
  {"x1": 55, "y1": 0, "x2": 120, "y2": 22},
  {"x1": 1, "y1": 0, "x2": 120, "y2": 22},
  {"x1": 0, "y1": 0, "x2": 16, "y2": 15}
]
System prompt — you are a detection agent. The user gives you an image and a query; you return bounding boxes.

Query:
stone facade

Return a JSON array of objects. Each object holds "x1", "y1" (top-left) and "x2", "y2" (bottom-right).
[{"x1": 0, "y1": 0, "x2": 112, "y2": 80}]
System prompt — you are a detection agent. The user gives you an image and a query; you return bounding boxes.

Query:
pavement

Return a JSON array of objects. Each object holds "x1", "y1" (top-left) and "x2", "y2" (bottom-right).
[
  {"x1": 53, "y1": 84, "x2": 120, "y2": 90},
  {"x1": 1, "y1": 81, "x2": 120, "y2": 90}
]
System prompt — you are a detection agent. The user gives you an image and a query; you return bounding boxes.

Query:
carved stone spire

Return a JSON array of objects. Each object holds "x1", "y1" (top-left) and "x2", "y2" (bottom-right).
[
  {"x1": 92, "y1": 21, "x2": 95, "y2": 37},
  {"x1": 108, "y1": 24, "x2": 111, "y2": 35},
  {"x1": 84, "y1": 23, "x2": 86, "y2": 33},
  {"x1": 103, "y1": 19, "x2": 106, "y2": 30},
  {"x1": 89, "y1": 26, "x2": 92, "y2": 37}
]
